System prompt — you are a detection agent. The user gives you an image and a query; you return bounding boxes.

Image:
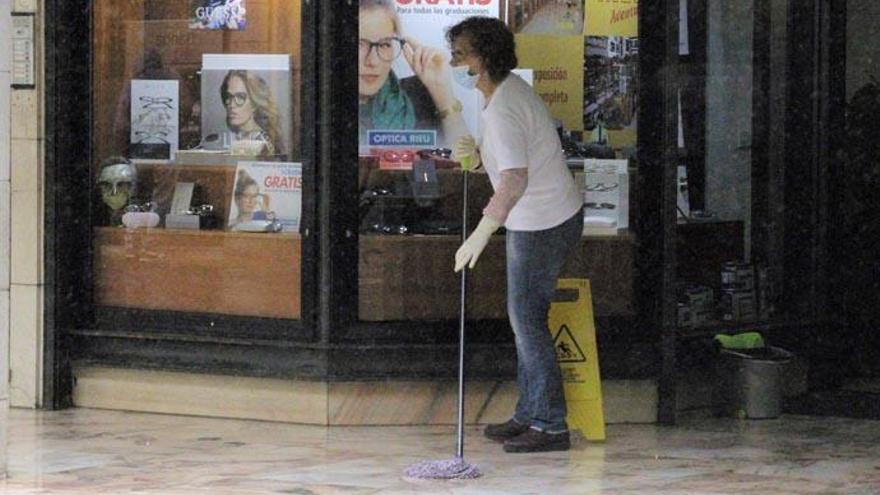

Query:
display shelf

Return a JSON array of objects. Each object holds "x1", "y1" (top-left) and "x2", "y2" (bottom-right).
[
  {"x1": 94, "y1": 227, "x2": 301, "y2": 319},
  {"x1": 125, "y1": 160, "x2": 238, "y2": 225},
  {"x1": 358, "y1": 232, "x2": 635, "y2": 321},
  {"x1": 356, "y1": 152, "x2": 638, "y2": 321},
  {"x1": 675, "y1": 317, "x2": 806, "y2": 340},
  {"x1": 357, "y1": 154, "x2": 637, "y2": 321}
]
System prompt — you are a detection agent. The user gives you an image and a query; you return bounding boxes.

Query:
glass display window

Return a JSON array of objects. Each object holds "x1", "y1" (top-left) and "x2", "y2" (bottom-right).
[
  {"x1": 90, "y1": 0, "x2": 304, "y2": 321},
  {"x1": 355, "y1": 1, "x2": 639, "y2": 325}
]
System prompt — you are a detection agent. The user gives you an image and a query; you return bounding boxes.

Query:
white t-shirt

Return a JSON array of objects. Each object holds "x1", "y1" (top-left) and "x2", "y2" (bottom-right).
[{"x1": 478, "y1": 73, "x2": 582, "y2": 231}]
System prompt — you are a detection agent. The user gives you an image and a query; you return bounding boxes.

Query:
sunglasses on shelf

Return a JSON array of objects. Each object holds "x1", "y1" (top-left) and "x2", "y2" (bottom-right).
[
  {"x1": 381, "y1": 149, "x2": 416, "y2": 162},
  {"x1": 123, "y1": 201, "x2": 156, "y2": 213},
  {"x1": 417, "y1": 148, "x2": 453, "y2": 160},
  {"x1": 584, "y1": 183, "x2": 619, "y2": 192}
]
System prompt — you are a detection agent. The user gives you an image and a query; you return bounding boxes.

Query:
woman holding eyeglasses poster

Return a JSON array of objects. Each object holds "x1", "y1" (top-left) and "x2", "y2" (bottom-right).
[{"x1": 359, "y1": 0, "x2": 468, "y2": 148}]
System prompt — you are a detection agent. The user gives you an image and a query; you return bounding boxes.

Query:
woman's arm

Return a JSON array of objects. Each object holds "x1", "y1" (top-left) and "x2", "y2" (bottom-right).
[
  {"x1": 402, "y1": 37, "x2": 470, "y2": 147},
  {"x1": 453, "y1": 168, "x2": 526, "y2": 272},
  {"x1": 437, "y1": 102, "x2": 470, "y2": 150},
  {"x1": 483, "y1": 168, "x2": 528, "y2": 224}
]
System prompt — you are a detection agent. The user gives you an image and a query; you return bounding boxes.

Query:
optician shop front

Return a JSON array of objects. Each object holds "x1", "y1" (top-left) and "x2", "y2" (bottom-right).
[{"x1": 25, "y1": 0, "x2": 850, "y2": 425}]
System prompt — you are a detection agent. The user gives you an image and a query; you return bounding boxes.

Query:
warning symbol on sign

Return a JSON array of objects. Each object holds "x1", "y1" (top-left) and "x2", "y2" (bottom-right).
[{"x1": 553, "y1": 324, "x2": 587, "y2": 363}]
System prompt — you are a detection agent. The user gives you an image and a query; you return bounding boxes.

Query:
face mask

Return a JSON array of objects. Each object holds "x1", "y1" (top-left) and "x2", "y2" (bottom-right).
[
  {"x1": 102, "y1": 191, "x2": 130, "y2": 211},
  {"x1": 452, "y1": 65, "x2": 480, "y2": 90}
]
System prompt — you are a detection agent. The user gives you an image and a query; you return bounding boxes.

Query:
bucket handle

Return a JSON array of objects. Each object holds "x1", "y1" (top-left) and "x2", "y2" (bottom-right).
[{"x1": 720, "y1": 346, "x2": 793, "y2": 362}]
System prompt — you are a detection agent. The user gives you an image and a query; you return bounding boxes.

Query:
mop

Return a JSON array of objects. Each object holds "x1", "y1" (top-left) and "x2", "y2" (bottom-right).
[{"x1": 403, "y1": 170, "x2": 482, "y2": 480}]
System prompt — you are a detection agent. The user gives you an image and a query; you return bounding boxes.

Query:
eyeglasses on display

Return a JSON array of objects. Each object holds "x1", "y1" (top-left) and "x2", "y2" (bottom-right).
[
  {"x1": 123, "y1": 201, "x2": 156, "y2": 213},
  {"x1": 417, "y1": 147, "x2": 453, "y2": 160},
  {"x1": 139, "y1": 96, "x2": 174, "y2": 109},
  {"x1": 134, "y1": 130, "x2": 170, "y2": 144},
  {"x1": 362, "y1": 222, "x2": 410, "y2": 235},
  {"x1": 584, "y1": 182, "x2": 619, "y2": 192},
  {"x1": 381, "y1": 149, "x2": 415, "y2": 163},
  {"x1": 359, "y1": 37, "x2": 406, "y2": 62},
  {"x1": 364, "y1": 187, "x2": 393, "y2": 197},
  {"x1": 585, "y1": 202, "x2": 616, "y2": 210},
  {"x1": 185, "y1": 204, "x2": 215, "y2": 216}
]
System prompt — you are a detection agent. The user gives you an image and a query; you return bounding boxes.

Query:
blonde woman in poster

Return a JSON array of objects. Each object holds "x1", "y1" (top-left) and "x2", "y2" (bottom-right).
[
  {"x1": 358, "y1": 0, "x2": 468, "y2": 147},
  {"x1": 221, "y1": 70, "x2": 284, "y2": 157}
]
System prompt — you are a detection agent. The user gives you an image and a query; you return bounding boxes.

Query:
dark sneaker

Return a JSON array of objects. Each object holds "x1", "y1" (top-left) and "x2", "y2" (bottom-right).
[
  {"x1": 503, "y1": 428, "x2": 570, "y2": 453},
  {"x1": 483, "y1": 419, "x2": 530, "y2": 443}
]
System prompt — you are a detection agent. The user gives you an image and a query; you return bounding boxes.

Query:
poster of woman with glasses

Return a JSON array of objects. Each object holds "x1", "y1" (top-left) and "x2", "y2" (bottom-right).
[
  {"x1": 227, "y1": 161, "x2": 302, "y2": 232},
  {"x1": 358, "y1": 0, "x2": 499, "y2": 150},
  {"x1": 200, "y1": 54, "x2": 292, "y2": 158}
]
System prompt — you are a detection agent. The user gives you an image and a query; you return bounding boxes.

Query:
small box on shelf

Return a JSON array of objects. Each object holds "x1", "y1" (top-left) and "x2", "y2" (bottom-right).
[
  {"x1": 721, "y1": 260, "x2": 755, "y2": 291},
  {"x1": 164, "y1": 213, "x2": 200, "y2": 230},
  {"x1": 718, "y1": 260, "x2": 758, "y2": 323},
  {"x1": 583, "y1": 158, "x2": 630, "y2": 231},
  {"x1": 677, "y1": 284, "x2": 716, "y2": 328},
  {"x1": 720, "y1": 289, "x2": 758, "y2": 323}
]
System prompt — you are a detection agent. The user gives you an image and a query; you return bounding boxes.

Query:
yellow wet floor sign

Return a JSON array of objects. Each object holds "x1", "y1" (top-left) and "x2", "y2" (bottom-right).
[{"x1": 548, "y1": 278, "x2": 605, "y2": 441}]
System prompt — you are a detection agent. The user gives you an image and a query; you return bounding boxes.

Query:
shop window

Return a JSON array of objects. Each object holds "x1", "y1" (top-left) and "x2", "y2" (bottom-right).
[
  {"x1": 91, "y1": 0, "x2": 303, "y2": 320},
  {"x1": 356, "y1": 0, "x2": 638, "y2": 323}
]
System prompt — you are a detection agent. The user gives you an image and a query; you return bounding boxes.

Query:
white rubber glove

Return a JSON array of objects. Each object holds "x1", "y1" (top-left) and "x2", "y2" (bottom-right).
[
  {"x1": 452, "y1": 134, "x2": 481, "y2": 171},
  {"x1": 454, "y1": 216, "x2": 501, "y2": 272}
]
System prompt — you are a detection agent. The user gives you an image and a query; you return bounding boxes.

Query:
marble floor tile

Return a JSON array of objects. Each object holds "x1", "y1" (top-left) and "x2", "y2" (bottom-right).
[{"x1": 1, "y1": 408, "x2": 879, "y2": 494}]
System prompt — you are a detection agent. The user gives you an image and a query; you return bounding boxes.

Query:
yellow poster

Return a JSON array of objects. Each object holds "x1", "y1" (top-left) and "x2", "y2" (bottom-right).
[
  {"x1": 548, "y1": 279, "x2": 605, "y2": 441},
  {"x1": 606, "y1": 127, "x2": 637, "y2": 149},
  {"x1": 583, "y1": 34, "x2": 639, "y2": 150},
  {"x1": 515, "y1": 35, "x2": 585, "y2": 132},
  {"x1": 585, "y1": 0, "x2": 638, "y2": 37}
]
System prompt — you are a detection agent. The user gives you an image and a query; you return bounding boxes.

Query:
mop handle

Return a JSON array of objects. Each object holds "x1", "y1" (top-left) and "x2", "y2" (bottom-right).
[{"x1": 456, "y1": 170, "x2": 469, "y2": 459}]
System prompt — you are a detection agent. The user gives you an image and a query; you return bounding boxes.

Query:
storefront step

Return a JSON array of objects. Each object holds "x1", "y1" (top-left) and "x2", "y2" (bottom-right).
[{"x1": 72, "y1": 367, "x2": 658, "y2": 425}]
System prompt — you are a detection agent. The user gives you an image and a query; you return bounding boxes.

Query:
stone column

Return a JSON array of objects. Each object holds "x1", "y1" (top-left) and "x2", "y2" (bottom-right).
[
  {"x1": 8, "y1": 0, "x2": 43, "y2": 411},
  {"x1": 1, "y1": 0, "x2": 14, "y2": 480}
]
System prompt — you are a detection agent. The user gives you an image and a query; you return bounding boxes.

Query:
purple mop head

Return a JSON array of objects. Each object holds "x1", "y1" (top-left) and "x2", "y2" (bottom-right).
[{"x1": 403, "y1": 456, "x2": 482, "y2": 480}]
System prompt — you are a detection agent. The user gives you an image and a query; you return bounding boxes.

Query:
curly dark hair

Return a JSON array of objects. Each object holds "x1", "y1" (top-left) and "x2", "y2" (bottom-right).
[{"x1": 446, "y1": 16, "x2": 517, "y2": 84}]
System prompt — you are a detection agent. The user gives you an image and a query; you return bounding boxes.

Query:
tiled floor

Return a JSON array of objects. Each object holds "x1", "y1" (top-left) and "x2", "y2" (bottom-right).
[{"x1": 2, "y1": 408, "x2": 879, "y2": 494}]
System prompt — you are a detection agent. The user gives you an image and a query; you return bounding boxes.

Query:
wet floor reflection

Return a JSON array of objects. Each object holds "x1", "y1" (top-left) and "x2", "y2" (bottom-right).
[{"x1": 2, "y1": 408, "x2": 879, "y2": 494}]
